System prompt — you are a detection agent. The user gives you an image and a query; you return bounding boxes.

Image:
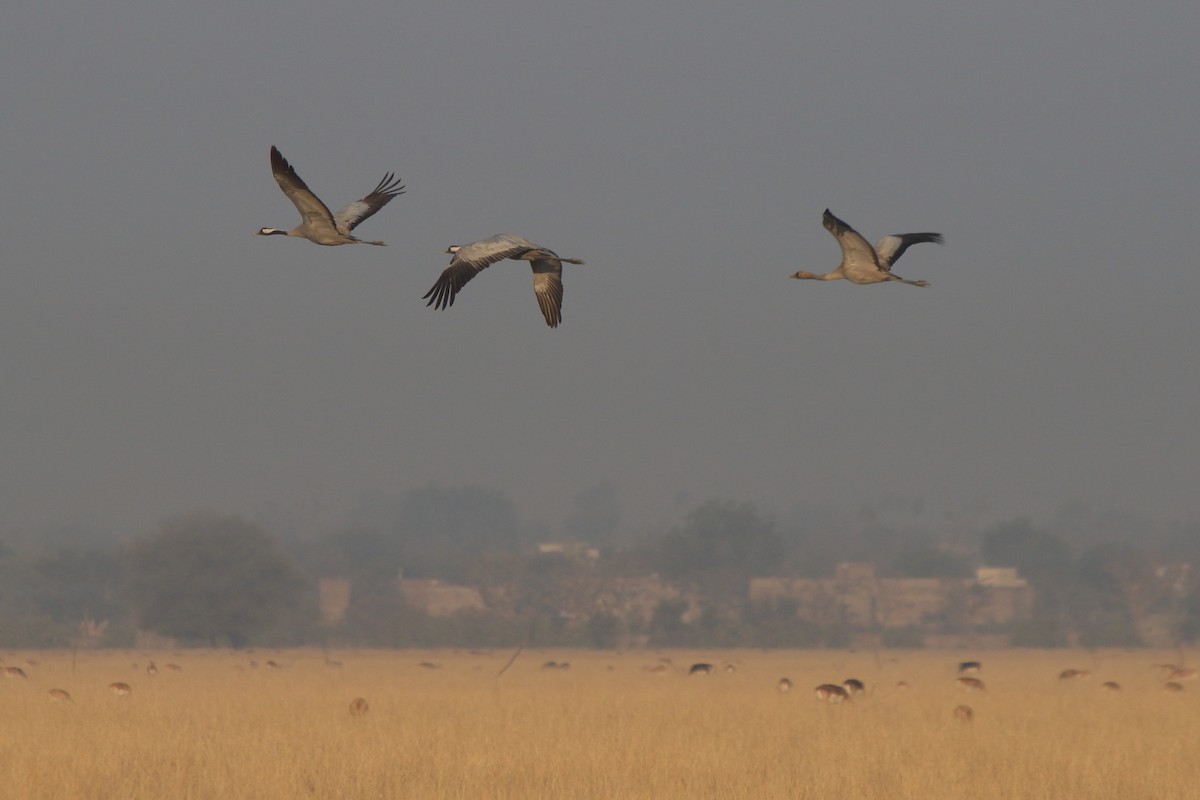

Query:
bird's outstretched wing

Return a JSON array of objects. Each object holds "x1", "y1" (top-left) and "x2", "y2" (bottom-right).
[
  {"x1": 269, "y1": 146, "x2": 340, "y2": 238},
  {"x1": 334, "y1": 173, "x2": 405, "y2": 232},
  {"x1": 822, "y1": 209, "x2": 885, "y2": 282},
  {"x1": 423, "y1": 234, "x2": 539, "y2": 310},
  {"x1": 875, "y1": 232, "x2": 944, "y2": 270},
  {"x1": 530, "y1": 256, "x2": 565, "y2": 328}
]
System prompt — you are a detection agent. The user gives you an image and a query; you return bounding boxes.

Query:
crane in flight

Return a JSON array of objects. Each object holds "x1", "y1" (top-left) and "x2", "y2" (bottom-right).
[
  {"x1": 423, "y1": 234, "x2": 585, "y2": 328},
  {"x1": 791, "y1": 209, "x2": 942, "y2": 287},
  {"x1": 256, "y1": 146, "x2": 404, "y2": 246}
]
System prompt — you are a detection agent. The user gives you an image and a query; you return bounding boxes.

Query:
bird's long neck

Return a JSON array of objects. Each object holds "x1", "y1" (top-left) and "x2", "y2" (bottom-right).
[{"x1": 791, "y1": 270, "x2": 842, "y2": 281}]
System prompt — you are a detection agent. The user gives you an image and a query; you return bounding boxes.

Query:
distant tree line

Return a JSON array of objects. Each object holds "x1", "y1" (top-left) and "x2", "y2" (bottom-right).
[{"x1": 2, "y1": 486, "x2": 1199, "y2": 649}]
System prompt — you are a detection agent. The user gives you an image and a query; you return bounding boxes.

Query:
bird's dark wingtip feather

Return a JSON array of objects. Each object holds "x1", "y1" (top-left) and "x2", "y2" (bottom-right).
[
  {"x1": 372, "y1": 172, "x2": 406, "y2": 197},
  {"x1": 822, "y1": 210, "x2": 846, "y2": 235},
  {"x1": 269, "y1": 146, "x2": 304, "y2": 185},
  {"x1": 422, "y1": 280, "x2": 458, "y2": 311}
]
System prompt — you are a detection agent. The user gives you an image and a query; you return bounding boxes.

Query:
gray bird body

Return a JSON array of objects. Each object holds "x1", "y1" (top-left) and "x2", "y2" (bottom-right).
[
  {"x1": 257, "y1": 146, "x2": 404, "y2": 246},
  {"x1": 423, "y1": 234, "x2": 585, "y2": 328},
  {"x1": 792, "y1": 209, "x2": 942, "y2": 287}
]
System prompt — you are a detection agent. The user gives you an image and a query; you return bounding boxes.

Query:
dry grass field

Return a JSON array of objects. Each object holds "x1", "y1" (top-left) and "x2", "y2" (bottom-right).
[{"x1": 2, "y1": 647, "x2": 1198, "y2": 799}]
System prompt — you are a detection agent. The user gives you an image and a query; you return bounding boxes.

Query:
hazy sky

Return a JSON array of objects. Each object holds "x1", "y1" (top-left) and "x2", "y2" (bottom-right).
[{"x1": 3, "y1": 1, "x2": 1198, "y2": 540}]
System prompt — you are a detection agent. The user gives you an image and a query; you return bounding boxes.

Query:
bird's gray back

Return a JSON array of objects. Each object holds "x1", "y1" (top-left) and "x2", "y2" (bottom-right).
[{"x1": 451, "y1": 234, "x2": 540, "y2": 268}]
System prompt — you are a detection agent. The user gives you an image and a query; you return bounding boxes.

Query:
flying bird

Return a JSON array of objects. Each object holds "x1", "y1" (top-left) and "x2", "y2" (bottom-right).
[
  {"x1": 423, "y1": 234, "x2": 585, "y2": 328},
  {"x1": 791, "y1": 209, "x2": 943, "y2": 287},
  {"x1": 257, "y1": 146, "x2": 404, "y2": 246}
]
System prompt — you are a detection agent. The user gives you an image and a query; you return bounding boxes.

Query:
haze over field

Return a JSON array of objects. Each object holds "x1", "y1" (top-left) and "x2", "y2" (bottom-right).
[{"x1": 3, "y1": 1, "x2": 1198, "y2": 539}]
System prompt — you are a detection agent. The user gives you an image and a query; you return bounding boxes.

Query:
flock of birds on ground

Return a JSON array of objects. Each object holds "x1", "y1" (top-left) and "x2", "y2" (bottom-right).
[
  {"x1": 255, "y1": 146, "x2": 946, "y2": 329},
  {"x1": 4, "y1": 654, "x2": 1195, "y2": 723}
]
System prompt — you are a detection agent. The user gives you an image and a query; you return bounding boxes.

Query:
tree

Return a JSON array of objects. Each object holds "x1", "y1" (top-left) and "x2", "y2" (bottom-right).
[
  {"x1": 126, "y1": 513, "x2": 303, "y2": 647},
  {"x1": 584, "y1": 611, "x2": 620, "y2": 648},
  {"x1": 563, "y1": 481, "x2": 621, "y2": 543},
  {"x1": 980, "y1": 517, "x2": 1072, "y2": 613},
  {"x1": 1072, "y1": 543, "x2": 1160, "y2": 646},
  {"x1": 981, "y1": 518, "x2": 1071, "y2": 578},
  {"x1": 888, "y1": 543, "x2": 972, "y2": 578},
  {"x1": 648, "y1": 599, "x2": 694, "y2": 646},
  {"x1": 510, "y1": 552, "x2": 588, "y2": 618},
  {"x1": 349, "y1": 485, "x2": 522, "y2": 579},
  {"x1": 657, "y1": 500, "x2": 784, "y2": 601},
  {"x1": 34, "y1": 547, "x2": 126, "y2": 624},
  {"x1": 304, "y1": 528, "x2": 404, "y2": 589},
  {"x1": 1176, "y1": 578, "x2": 1200, "y2": 645},
  {"x1": 1009, "y1": 617, "x2": 1069, "y2": 647}
]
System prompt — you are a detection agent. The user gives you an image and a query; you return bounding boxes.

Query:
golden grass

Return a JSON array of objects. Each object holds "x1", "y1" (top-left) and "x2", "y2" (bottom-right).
[{"x1": 2, "y1": 648, "x2": 1197, "y2": 799}]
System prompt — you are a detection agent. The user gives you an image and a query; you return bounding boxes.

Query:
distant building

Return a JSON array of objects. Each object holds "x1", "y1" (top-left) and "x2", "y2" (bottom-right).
[
  {"x1": 1154, "y1": 563, "x2": 1191, "y2": 597},
  {"x1": 588, "y1": 574, "x2": 701, "y2": 626},
  {"x1": 974, "y1": 567, "x2": 1024, "y2": 587},
  {"x1": 397, "y1": 577, "x2": 487, "y2": 617},
  {"x1": 318, "y1": 578, "x2": 351, "y2": 625},
  {"x1": 536, "y1": 541, "x2": 601, "y2": 561},
  {"x1": 749, "y1": 563, "x2": 1033, "y2": 629}
]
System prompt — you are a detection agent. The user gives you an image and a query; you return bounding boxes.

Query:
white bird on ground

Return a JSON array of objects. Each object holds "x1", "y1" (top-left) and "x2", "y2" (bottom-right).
[
  {"x1": 256, "y1": 146, "x2": 404, "y2": 246},
  {"x1": 423, "y1": 234, "x2": 585, "y2": 328},
  {"x1": 791, "y1": 209, "x2": 942, "y2": 287}
]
